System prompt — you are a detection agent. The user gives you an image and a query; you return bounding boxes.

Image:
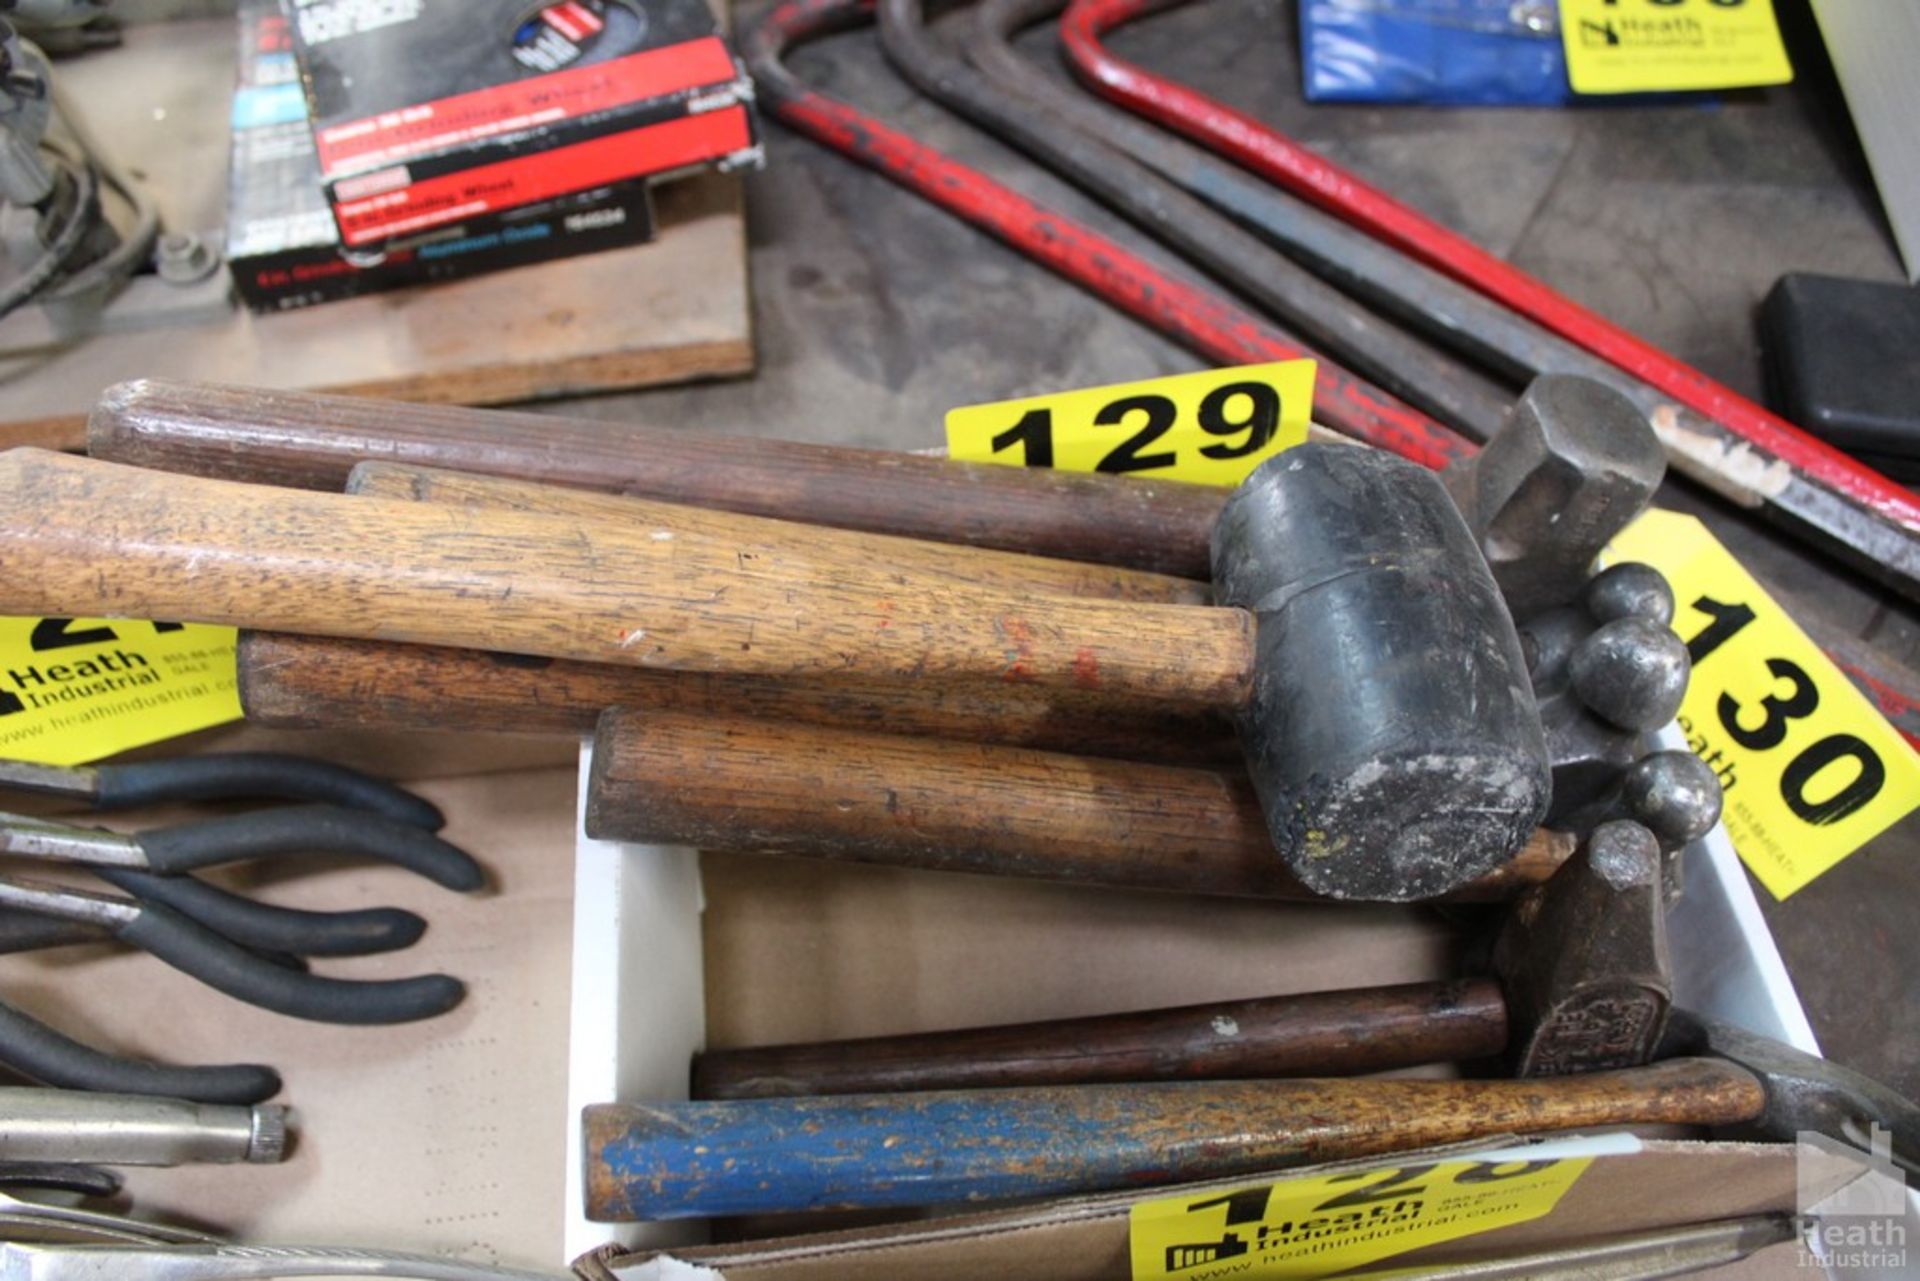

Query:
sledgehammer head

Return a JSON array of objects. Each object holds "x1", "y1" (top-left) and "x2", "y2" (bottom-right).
[
  {"x1": 1446, "y1": 375, "x2": 1667, "y2": 619},
  {"x1": 1211, "y1": 445, "x2": 1550, "y2": 902}
]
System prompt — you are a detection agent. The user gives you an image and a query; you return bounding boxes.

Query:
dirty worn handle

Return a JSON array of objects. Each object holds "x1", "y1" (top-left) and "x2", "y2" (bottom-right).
[
  {"x1": 346, "y1": 460, "x2": 1208, "y2": 604},
  {"x1": 691, "y1": 979, "x2": 1511, "y2": 1098},
  {"x1": 583, "y1": 1057, "x2": 1768, "y2": 1219},
  {"x1": 88, "y1": 379, "x2": 1229, "y2": 577},
  {"x1": 585, "y1": 707, "x2": 1572, "y2": 899},
  {"x1": 0, "y1": 450, "x2": 1252, "y2": 706},
  {"x1": 237, "y1": 632, "x2": 1240, "y2": 764}
]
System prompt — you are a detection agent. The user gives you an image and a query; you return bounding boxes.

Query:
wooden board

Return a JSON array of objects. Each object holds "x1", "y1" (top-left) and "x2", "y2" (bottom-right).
[{"x1": 0, "y1": 18, "x2": 754, "y2": 451}]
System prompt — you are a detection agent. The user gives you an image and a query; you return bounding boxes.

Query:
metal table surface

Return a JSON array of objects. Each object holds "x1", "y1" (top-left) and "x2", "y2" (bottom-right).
[{"x1": 544, "y1": 0, "x2": 1919, "y2": 1096}]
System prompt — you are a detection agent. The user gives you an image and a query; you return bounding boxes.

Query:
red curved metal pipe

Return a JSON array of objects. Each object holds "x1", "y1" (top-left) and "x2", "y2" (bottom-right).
[
  {"x1": 742, "y1": 0, "x2": 1472, "y2": 469},
  {"x1": 1058, "y1": 0, "x2": 1920, "y2": 536}
]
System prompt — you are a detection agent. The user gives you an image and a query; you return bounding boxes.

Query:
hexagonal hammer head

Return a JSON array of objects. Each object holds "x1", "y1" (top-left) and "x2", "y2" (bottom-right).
[
  {"x1": 1495, "y1": 820, "x2": 1673, "y2": 1077},
  {"x1": 1446, "y1": 376, "x2": 1667, "y2": 619}
]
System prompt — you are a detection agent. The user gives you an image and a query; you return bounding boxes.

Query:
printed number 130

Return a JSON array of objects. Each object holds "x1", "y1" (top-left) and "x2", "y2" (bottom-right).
[{"x1": 990, "y1": 380, "x2": 1282, "y2": 473}]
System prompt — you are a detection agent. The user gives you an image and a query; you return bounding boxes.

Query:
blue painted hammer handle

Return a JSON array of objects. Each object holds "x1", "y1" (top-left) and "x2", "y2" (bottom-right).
[{"x1": 582, "y1": 1058, "x2": 1765, "y2": 1220}]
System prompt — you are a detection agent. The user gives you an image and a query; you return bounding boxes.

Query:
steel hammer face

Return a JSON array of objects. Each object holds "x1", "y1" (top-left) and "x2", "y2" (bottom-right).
[
  {"x1": 1211, "y1": 445, "x2": 1551, "y2": 902},
  {"x1": 1445, "y1": 375, "x2": 1669, "y2": 620},
  {"x1": 1496, "y1": 820, "x2": 1673, "y2": 1077}
]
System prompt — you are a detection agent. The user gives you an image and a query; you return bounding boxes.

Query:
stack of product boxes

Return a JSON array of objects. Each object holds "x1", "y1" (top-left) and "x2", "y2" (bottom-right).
[{"x1": 226, "y1": 0, "x2": 759, "y2": 312}]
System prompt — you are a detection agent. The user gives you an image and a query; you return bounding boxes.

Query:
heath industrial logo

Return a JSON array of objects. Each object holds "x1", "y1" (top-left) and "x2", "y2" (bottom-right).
[
  {"x1": 1796, "y1": 1124, "x2": 1912, "y2": 1273},
  {"x1": 0, "y1": 617, "x2": 242, "y2": 766}
]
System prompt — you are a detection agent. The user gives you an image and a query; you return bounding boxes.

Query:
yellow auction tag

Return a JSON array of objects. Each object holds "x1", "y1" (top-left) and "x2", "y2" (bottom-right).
[
  {"x1": 945, "y1": 361, "x2": 1314, "y2": 486},
  {"x1": 1559, "y1": 0, "x2": 1792, "y2": 94},
  {"x1": 1608, "y1": 510, "x2": 1920, "y2": 899},
  {"x1": 0, "y1": 617, "x2": 242, "y2": 767},
  {"x1": 1129, "y1": 1155, "x2": 1591, "y2": 1280}
]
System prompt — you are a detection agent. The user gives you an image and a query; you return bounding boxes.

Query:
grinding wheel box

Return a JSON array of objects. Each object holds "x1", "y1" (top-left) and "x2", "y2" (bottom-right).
[
  {"x1": 284, "y1": 0, "x2": 759, "y2": 250},
  {"x1": 228, "y1": 0, "x2": 657, "y2": 312}
]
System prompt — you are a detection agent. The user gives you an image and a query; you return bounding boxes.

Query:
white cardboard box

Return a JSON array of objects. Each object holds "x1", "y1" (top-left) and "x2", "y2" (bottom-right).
[{"x1": 561, "y1": 731, "x2": 1913, "y2": 1276}]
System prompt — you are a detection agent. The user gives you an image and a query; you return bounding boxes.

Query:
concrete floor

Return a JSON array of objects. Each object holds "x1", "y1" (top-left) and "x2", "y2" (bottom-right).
[{"x1": 547, "y1": 0, "x2": 1919, "y2": 1094}]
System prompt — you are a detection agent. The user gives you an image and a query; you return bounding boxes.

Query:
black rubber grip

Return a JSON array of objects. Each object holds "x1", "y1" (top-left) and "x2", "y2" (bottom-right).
[
  {"x1": 0, "y1": 998, "x2": 280, "y2": 1104},
  {"x1": 90, "y1": 866, "x2": 427, "y2": 957},
  {"x1": 136, "y1": 805, "x2": 484, "y2": 890},
  {"x1": 117, "y1": 902, "x2": 466, "y2": 1025},
  {"x1": 0, "y1": 907, "x2": 110, "y2": 954},
  {"x1": 91, "y1": 753, "x2": 445, "y2": 830}
]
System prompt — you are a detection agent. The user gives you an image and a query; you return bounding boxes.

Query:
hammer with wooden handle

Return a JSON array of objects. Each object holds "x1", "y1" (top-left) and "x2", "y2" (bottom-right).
[
  {"x1": 583, "y1": 1035, "x2": 1918, "y2": 1219},
  {"x1": 230, "y1": 459, "x2": 1223, "y2": 759},
  {"x1": 234, "y1": 631, "x2": 1239, "y2": 764},
  {"x1": 342, "y1": 458, "x2": 1210, "y2": 605},
  {"x1": 0, "y1": 442, "x2": 1547, "y2": 900},
  {"x1": 587, "y1": 910, "x2": 1920, "y2": 1221},
  {"x1": 588, "y1": 1031, "x2": 1915, "y2": 1224},
  {"x1": 689, "y1": 819, "x2": 1682, "y2": 1097},
  {"x1": 85, "y1": 375, "x2": 1660, "y2": 606},
  {"x1": 88, "y1": 378, "x2": 1227, "y2": 576},
  {"x1": 584, "y1": 707, "x2": 1570, "y2": 900}
]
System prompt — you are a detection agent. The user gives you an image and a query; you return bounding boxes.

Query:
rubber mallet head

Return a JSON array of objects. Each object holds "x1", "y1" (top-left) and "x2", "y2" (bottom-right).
[{"x1": 1211, "y1": 444, "x2": 1551, "y2": 901}]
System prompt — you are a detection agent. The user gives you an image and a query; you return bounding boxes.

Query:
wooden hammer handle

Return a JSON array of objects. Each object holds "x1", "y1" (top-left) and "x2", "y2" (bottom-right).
[
  {"x1": 585, "y1": 708, "x2": 1573, "y2": 899},
  {"x1": 0, "y1": 450, "x2": 1251, "y2": 706},
  {"x1": 348, "y1": 461, "x2": 1208, "y2": 604},
  {"x1": 583, "y1": 1058, "x2": 1768, "y2": 1219},
  {"x1": 691, "y1": 979, "x2": 1510, "y2": 1098},
  {"x1": 237, "y1": 632, "x2": 1241, "y2": 764},
  {"x1": 89, "y1": 379, "x2": 1228, "y2": 576}
]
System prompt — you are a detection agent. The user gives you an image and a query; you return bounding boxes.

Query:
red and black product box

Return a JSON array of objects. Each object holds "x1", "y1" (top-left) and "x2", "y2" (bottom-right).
[
  {"x1": 227, "y1": 0, "x2": 656, "y2": 313},
  {"x1": 286, "y1": 0, "x2": 760, "y2": 251}
]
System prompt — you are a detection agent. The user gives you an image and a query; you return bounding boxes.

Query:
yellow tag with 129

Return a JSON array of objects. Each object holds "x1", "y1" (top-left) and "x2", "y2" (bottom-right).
[
  {"x1": 945, "y1": 361, "x2": 1314, "y2": 486},
  {"x1": 1608, "y1": 510, "x2": 1920, "y2": 899}
]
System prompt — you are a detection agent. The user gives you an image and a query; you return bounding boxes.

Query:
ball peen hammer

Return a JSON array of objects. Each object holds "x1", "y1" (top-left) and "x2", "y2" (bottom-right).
[
  {"x1": 589, "y1": 1027, "x2": 1920, "y2": 1220},
  {"x1": 0, "y1": 437, "x2": 1546, "y2": 901},
  {"x1": 584, "y1": 826, "x2": 1918, "y2": 1218},
  {"x1": 587, "y1": 1034, "x2": 1918, "y2": 1219},
  {"x1": 689, "y1": 819, "x2": 1678, "y2": 1097}
]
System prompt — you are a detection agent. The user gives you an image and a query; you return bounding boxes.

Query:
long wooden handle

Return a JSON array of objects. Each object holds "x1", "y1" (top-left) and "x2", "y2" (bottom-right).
[
  {"x1": 237, "y1": 632, "x2": 1240, "y2": 763},
  {"x1": 347, "y1": 461, "x2": 1208, "y2": 604},
  {"x1": 690, "y1": 979, "x2": 1510, "y2": 1099},
  {"x1": 0, "y1": 450, "x2": 1251, "y2": 705},
  {"x1": 88, "y1": 379, "x2": 1228, "y2": 576},
  {"x1": 584, "y1": 708, "x2": 1572, "y2": 899},
  {"x1": 583, "y1": 1058, "x2": 1767, "y2": 1219}
]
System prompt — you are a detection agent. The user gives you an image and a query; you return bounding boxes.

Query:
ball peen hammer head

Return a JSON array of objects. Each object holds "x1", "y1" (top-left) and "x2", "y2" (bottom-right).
[
  {"x1": 1659, "y1": 1010, "x2": 1920, "y2": 1177},
  {"x1": 1496, "y1": 819, "x2": 1673, "y2": 1077},
  {"x1": 1446, "y1": 375, "x2": 1667, "y2": 621},
  {"x1": 1211, "y1": 444, "x2": 1550, "y2": 902}
]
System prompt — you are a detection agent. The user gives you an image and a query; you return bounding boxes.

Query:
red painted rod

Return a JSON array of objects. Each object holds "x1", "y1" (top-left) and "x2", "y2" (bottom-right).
[
  {"x1": 742, "y1": 0, "x2": 1472, "y2": 470},
  {"x1": 1058, "y1": 0, "x2": 1920, "y2": 536}
]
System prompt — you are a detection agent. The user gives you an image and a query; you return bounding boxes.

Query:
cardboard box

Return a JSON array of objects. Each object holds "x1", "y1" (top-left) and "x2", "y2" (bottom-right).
[
  {"x1": 12, "y1": 722, "x2": 1905, "y2": 1279},
  {"x1": 285, "y1": 0, "x2": 760, "y2": 249},
  {"x1": 227, "y1": 0, "x2": 658, "y2": 312},
  {"x1": 564, "y1": 733, "x2": 1918, "y2": 1279}
]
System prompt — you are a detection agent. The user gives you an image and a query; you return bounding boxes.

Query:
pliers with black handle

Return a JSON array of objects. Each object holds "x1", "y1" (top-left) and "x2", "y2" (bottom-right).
[
  {"x1": 0, "y1": 876, "x2": 465, "y2": 1024},
  {"x1": 0, "y1": 754, "x2": 444, "y2": 830},
  {"x1": 0, "y1": 805, "x2": 479, "y2": 956}
]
